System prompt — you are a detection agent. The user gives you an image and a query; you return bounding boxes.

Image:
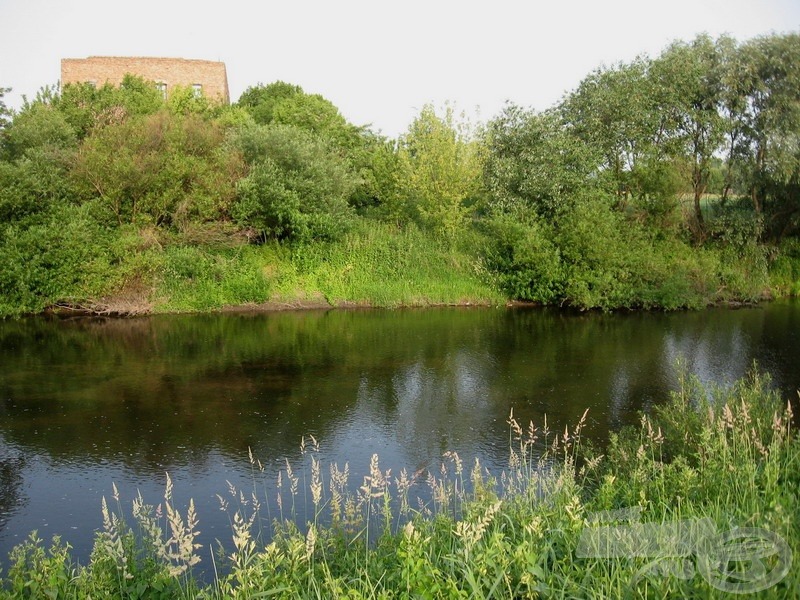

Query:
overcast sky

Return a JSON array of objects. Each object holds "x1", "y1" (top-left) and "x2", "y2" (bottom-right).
[{"x1": 1, "y1": 0, "x2": 798, "y2": 137}]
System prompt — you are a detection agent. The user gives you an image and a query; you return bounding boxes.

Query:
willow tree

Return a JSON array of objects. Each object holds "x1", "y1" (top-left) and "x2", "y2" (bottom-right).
[
  {"x1": 734, "y1": 33, "x2": 800, "y2": 238},
  {"x1": 650, "y1": 35, "x2": 726, "y2": 236}
]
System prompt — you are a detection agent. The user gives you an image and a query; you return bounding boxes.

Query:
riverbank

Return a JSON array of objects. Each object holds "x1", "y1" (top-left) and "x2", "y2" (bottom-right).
[
  {"x1": 0, "y1": 367, "x2": 796, "y2": 598},
  {"x1": 3, "y1": 34, "x2": 799, "y2": 319},
  {"x1": 6, "y1": 219, "x2": 798, "y2": 320}
]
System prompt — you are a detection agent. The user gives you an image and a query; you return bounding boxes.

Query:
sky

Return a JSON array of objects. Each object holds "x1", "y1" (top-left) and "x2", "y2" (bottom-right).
[{"x1": 1, "y1": 0, "x2": 798, "y2": 138}]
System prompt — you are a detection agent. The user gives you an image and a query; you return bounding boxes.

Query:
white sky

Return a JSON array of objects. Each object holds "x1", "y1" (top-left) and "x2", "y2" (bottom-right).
[{"x1": 1, "y1": 0, "x2": 798, "y2": 138}]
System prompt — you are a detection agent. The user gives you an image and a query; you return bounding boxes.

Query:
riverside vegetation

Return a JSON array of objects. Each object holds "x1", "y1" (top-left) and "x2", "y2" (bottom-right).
[
  {"x1": 1, "y1": 32, "x2": 800, "y2": 317},
  {"x1": 0, "y1": 366, "x2": 797, "y2": 598}
]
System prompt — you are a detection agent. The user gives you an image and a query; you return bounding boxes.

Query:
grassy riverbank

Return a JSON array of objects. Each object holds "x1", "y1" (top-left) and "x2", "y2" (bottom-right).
[
  {"x1": 151, "y1": 222, "x2": 503, "y2": 314},
  {"x1": 4, "y1": 211, "x2": 799, "y2": 319},
  {"x1": 1, "y1": 366, "x2": 797, "y2": 598}
]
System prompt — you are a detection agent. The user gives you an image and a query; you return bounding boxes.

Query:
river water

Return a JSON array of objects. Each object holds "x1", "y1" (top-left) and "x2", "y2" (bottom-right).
[{"x1": 1, "y1": 302, "x2": 798, "y2": 567}]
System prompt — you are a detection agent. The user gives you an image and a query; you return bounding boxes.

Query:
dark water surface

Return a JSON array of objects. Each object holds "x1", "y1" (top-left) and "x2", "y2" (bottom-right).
[{"x1": 1, "y1": 302, "x2": 799, "y2": 566}]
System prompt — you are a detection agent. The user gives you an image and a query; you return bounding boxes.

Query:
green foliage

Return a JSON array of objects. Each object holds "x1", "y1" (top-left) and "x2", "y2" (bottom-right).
[
  {"x1": 237, "y1": 81, "x2": 303, "y2": 125},
  {"x1": 482, "y1": 211, "x2": 564, "y2": 303},
  {"x1": 349, "y1": 134, "x2": 402, "y2": 216},
  {"x1": 0, "y1": 33, "x2": 797, "y2": 317},
  {"x1": 733, "y1": 33, "x2": 800, "y2": 234},
  {"x1": 166, "y1": 85, "x2": 217, "y2": 117},
  {"x1": 154, "y1": 244, "x2": 272, "y2": 312},
  {"x1": 394, "y1": 105, "x2": 483, "y2": 240},
  {"x1": 561, "y1": 57, "x2": 665, "y2": 200},
  {"x1": 2, "y1": 102, "x2": 77, "y2": 161},
  {"x1": 0, "y1": 148, "x2": 76, "y2": 223},
  {"x1": 484, "y1": 106, "x2": 602, "y2": 219},
  {"x1": 149, "y1": 223, "x2": 500, "y2": 312},
  {"x1": 651, "y1": 35, "x2": 728, "y2": 231},
  {"x1": 0, "y1": 203, "x2": 120, "y2": 316},
  {"x1": 769, "y1": 238, "x2": 800, "y2": 296},
  {"x1": 556, "y1": 196, "x2": 639, "y2": 308},
  {"x1": 55, "y1": 75, "x2": 165, "y2": 140},
  {"x1": 229, "y1": 123, "x2": 357, "y2": 242},
  {"x1": 213, "y1": 104, "x2": 255, "y2": 130},
  {"x1": 236, "y1": 81, "x2": 384, "y2": 211},
  {"x1": 281, "y1": 222, "x2": 500, "y2": 307},
  {"x1": 2, "y1": 534, "x2": 76, "y2": 599},
  {"x1": 479, "y1": 185, "x2": 761, "y2": 310},
  {"x1": 238, "y1": 81, "x2": 362, "y2": 149},
  {"x1": 0, "y1": 86, "x2": 12, "y2": 132},
  {"x1": 559, "y1": 32, "x2": 800, "y2": 243},
  {"x1": 0, "y1": 98, "x2": 80, "y2": 225},
  {"x1": 72, "y1": 110, "x2": 241, "y2": 226}
]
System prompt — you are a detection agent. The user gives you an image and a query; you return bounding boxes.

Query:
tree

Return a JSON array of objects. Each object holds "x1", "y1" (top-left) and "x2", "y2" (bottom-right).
[
  {"x1": 237, "y1": 81, "x2": 381, "y2": 209},
  {"x1": 0, "y1": 90, "x2": 80, "y2": 222},
  {"x1": 237, "y1": 82, "x2": 360, "y2": 146},
  {"x1": 0, "y1": 86, "x2": 11, "y2": 132},
  {"x1": 55, "y1": 74, "x2": 165, "y2": 139},
  {"x1": 485, "y1": 104, "x2": 602, "y2": 219},
  {"x1": 2, "y1": 102, "x2": 76, "y2": 161},
  {"x1": 561, "y1": 58, "x2": 667, "y2": 205},
  {"x1": 237, "y1": 81, "x2": 303, "y2": 125},
  {"x1": 650, "y1": 35, "x2": 726, "y2": 237},
  {"x1": 229, "y1": 123, "x2": 358, "y2": 242},
  {"x1": 717, "y1": 35, "x2": 752, "y2": 205},
  {"x1": 393, "y1": 104, "x2": 483, "y2": 240},
  {"x1": 734, "y1": 33, "x2": 800, "y2": 239}
]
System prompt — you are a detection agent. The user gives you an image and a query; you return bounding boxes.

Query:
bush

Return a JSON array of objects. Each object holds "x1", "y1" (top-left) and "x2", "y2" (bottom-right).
[
  {"x1": 0, "y1": 148, "x2": 75, "y2": 223},
  {"x1": 71, "y1": 111, "x2": 241, "y2": 227},
  {"x1": 482, "y1": 212, "x2": 565, "y2": 303},
  {"x1": 0, "y1": 203, "x2": 119, "y2": 316},
  {"x1": 229, "y1": 124, "x2": 357, "y2": 242},
  {"x1": 2, "y1": 103, "x2": 76, "y2": 161}
]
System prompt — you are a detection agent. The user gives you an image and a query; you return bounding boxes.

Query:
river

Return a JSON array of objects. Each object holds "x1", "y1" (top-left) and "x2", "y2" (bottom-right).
[{"x1": 1, "y1": 301, "x2": 798, "y2": 567}]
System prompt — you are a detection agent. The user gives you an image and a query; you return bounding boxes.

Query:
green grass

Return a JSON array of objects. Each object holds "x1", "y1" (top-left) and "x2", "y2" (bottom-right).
[
  {"x1": 769, "y1": 238, "x2": 800, "y2": 298},
  {"x1": 276, "y1": 223, "x2": 503, "y2": 307},
  {"x1": 151, "y1": 222, "x2": 503, "y2": 313},
  {"x1": 1, "y1": 365, "x2": 797, "y2": 598}
]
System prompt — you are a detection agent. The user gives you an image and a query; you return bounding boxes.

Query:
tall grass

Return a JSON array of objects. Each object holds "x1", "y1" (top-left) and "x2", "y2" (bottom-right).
[
  {"x1": 0, "y1": 366, "x2": 797, "y2": 598},
  {"x1": 151, "y1": 222, "x2": 502, "y2": 313},
  {"x1": 769, "y1": 238, "x2": 800, "y2": 298}
]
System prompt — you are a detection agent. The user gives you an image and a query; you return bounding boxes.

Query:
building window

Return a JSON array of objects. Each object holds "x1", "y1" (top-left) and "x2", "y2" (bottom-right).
[
  {"x1": 192, "y1": 83, "x2": 203, "y2": 98},
  {"x1": 155, "y1": 82, "x2": 167, "y2": 99}
]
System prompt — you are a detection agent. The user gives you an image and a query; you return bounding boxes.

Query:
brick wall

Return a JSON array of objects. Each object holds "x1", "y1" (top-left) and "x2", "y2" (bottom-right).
[{"x1": 61, "y1": 56, "x2": 230, "y2": 103}]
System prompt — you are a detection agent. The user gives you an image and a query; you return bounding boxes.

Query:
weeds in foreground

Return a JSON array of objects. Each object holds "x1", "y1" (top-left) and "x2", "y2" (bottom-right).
[{"x1": 0, "y1": 365, "x2": 797, "y2": 598}]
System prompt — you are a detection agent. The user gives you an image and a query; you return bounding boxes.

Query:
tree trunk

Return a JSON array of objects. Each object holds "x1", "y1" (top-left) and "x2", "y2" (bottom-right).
[{"x1": 693, "y1": 154, "x2": 706, "y2": 234}]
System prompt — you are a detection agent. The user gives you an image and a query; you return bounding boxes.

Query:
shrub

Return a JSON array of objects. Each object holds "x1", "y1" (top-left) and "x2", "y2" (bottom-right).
[
  {"x1": 0, "y1": 203, "x2": 118, "y2": 316},
  {"x1": 229, "y1": 124, "x2": 357, "y2": 242},
  {"x1": 482, "y1": 211, "x2": 565, "y2": 303}
]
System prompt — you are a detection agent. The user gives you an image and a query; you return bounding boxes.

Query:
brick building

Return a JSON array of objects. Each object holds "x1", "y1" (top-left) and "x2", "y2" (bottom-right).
[{"x1": 61, "y1": 56, "x2": 230, "y2": 103}]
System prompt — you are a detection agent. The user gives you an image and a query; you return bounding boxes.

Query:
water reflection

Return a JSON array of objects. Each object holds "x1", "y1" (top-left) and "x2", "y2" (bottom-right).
[
  {"x1": 0, "y1": 438, "x2": 25, "y2": 534},
  {"x1": 0, "y1": 302, "x2": 798, "y2": 565}
]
